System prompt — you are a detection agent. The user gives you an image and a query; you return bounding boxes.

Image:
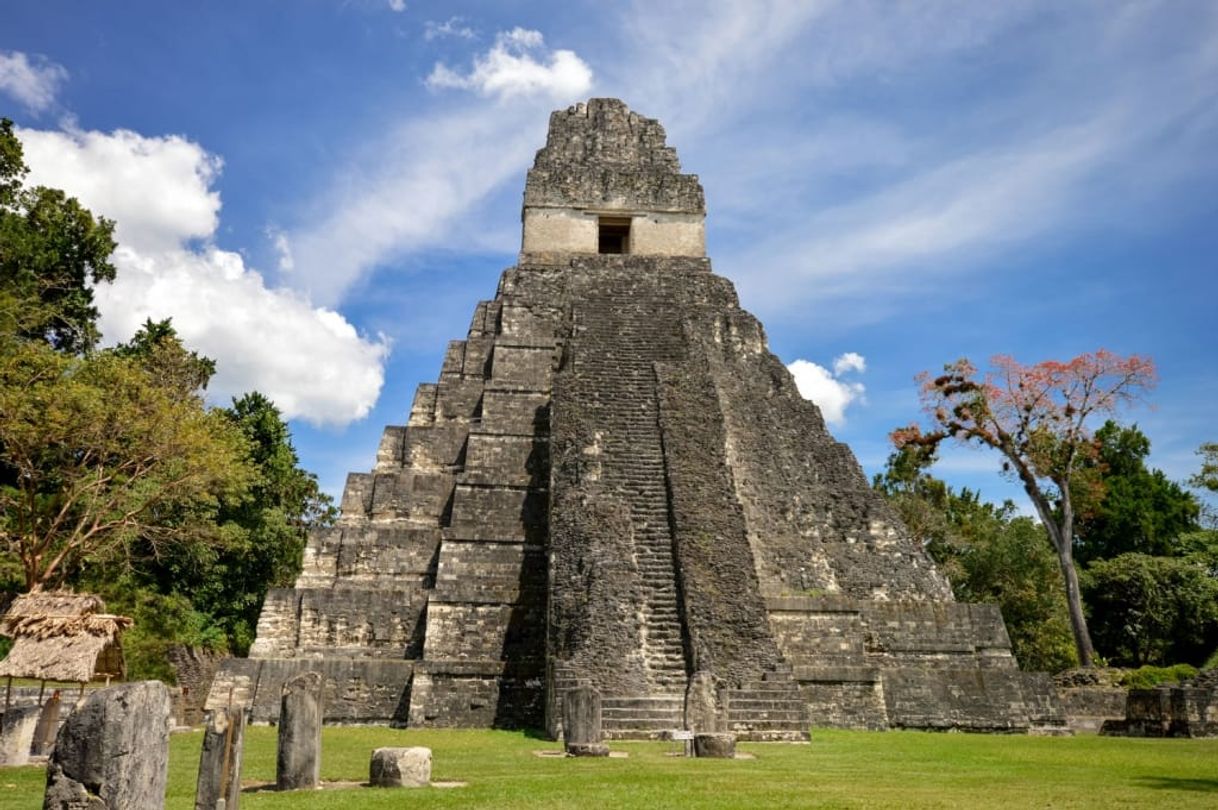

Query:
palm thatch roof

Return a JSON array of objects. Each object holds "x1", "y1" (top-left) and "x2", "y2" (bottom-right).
[{"x1": 0, "y1": 592, "x2": 132, "y2": 682}]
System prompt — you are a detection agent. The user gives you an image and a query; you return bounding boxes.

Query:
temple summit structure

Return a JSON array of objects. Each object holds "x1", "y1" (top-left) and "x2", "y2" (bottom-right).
[{"x1": 209, "y1": 99, "x2": 1062, "y2": 738}]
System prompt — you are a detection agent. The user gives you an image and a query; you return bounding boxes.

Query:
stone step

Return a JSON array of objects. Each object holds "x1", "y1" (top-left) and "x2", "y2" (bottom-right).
[
  {"x1": 602, "y1": 696, "x2": 683, "y2": 709},
  {"x1": 602, "y1": 717, "x2": 682, "y2": 731},
  {"x1": 725, "y1": 706, "x2": 803, "y2": 721},
  {"x1": 730, "y1": 687, "x2": 803, "y2": 700},
  {"x1": 727, "y1": 698, "x2": 807, "y2": 712},
  {"x1": 602, "y1": 707, "x2": 684, "y2": 720}
]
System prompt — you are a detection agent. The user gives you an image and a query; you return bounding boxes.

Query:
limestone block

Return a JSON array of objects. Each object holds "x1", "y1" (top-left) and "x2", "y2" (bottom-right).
[
  {"x1": 563, "y1": 686, "x2": 608, "y2": 756},
  {"x1": 43, "y1": 681, "x2": 171, "y2": 810},
  {"x1": 693, "y1": 732, "x2": 736, "y2": 759},
  {"x1": 195, "y1": 707, "x2": 245, "y2": 810},
  {"x1": 369, "y1": 747, "x2": 431, "y2": 788},
  {"x1": 276, "y1": 671, "x2": 323, "y2": 791},
  {"x1": 0, "y1": 705, "x2": 41, "y2": 766}
]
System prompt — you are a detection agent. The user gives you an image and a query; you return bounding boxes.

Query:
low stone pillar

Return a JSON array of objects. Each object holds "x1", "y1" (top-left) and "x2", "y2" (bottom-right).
[
  {"x1": 43, "y1": 681, "x2": 171, "y2": 810},
  {"x1": 369, "y1": 747, "x2": 431, "y2": 787},
  {"x1": 693, "y1": 732, "x2": 736, "y2": 759},
  {"x1": 195, "y1": 707, "x2": 246, "y2": 810},
  {"x1": 276, "y1": 671, "x2": 324, "y2": 791},
  {"x1": 0, "y1": 705, "x2": 42, "y2": 766},
  {"x1": 684, "y1": 671, "x2": 725, "y2": 734},
  {"x1": 562, "y1": 685, "x2": 608, "y2": 757},
  {"x1": 31, "y1": 693, "x2": 62, "y2": 757}
]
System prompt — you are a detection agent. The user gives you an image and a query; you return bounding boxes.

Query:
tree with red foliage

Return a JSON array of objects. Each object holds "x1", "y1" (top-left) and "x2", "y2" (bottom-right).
[{"x1": 893, "y1": 350, "x2": 1156, "y2": 667}]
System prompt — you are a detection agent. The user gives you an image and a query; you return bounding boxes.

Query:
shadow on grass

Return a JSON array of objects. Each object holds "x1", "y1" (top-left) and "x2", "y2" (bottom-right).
[
  {"x1": 1136, "y1": 777, "x2": 1218, "y2": 792},
  {"x1": 519, "y1": 726, "x2": 553, "y2": 741}
]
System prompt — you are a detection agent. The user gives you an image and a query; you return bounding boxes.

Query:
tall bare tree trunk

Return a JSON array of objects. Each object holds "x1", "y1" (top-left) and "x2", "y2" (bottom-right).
[{"x1": 1055, "y1": 540, "x2": 1095, "y2": 667}]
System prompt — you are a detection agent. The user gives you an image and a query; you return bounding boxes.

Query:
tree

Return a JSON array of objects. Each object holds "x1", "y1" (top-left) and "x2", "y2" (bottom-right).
[
  {"x1": 1081, "y1": 553, "x2": 1218, "y2": 666},
  {"x1": 1191, "y1": 442, "x2": 1218, "y2": 495},
  {"x1": 1073, "y1": 421, "x2": 1200, "y2": 564},
  {"x1": 0, "y1": 119, "x2": 116, "y2": 354},
  {"x1": 0, "y1": 337, "x2": 251, "y2": 590},
  {"x1": 112, "y1": 317, "x2": 216, "y2": 397},
  {"x1": 875, "y1": 445, "x2": 1077, "y2": 672},
  {"x1": 893, "y1": 350, "x2": 1156, "y2": 667},
  {"x1": 115, "y1": 391, "x2": 334, "y2": 654}
]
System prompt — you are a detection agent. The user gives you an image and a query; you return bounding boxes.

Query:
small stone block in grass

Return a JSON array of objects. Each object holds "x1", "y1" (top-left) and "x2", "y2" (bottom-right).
[
  {"x1": 694, "y1": 732, "x2": 736, "y2": 758},
  {"x1": 370, "y1": 746, "x2": 431, "y2": 788}
]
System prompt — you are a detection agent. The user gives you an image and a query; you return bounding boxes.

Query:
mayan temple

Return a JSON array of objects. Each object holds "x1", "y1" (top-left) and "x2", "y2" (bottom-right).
[{"x1": 210, "y1": 98, "x2": 1060, "y2": 738}]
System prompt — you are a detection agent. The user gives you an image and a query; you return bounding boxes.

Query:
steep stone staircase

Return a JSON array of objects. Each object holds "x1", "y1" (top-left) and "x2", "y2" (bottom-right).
[{"x1": 569, "y1": 273, "x2": 690, "y2": 693}]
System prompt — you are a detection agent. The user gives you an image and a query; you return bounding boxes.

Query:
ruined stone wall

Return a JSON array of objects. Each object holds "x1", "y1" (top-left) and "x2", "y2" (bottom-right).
[{"x1": 524, "y1": 100, "x2": 704, "y2": 213}]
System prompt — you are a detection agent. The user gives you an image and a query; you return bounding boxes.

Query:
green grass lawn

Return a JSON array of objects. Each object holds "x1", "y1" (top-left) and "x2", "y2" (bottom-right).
[{"x1": 0, "y1": 727, "x2": 1215, "y2": 809}]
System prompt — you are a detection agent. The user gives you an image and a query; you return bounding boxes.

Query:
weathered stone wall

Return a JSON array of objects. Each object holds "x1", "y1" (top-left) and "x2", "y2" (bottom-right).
[
  {"x1": 521, "y1": 208, "x2": 705, "y2": 257},
  {"x1": 207, "y1": 658, "x2": 413, "y2": 724},
  {"x1": 165, "y1": 645, "x2": 225, "y2": 726},
  {"x1": 1056, "y1": 686, "x2": 1127, "y2": 732},
  {"x1": 521, "y1": 99, "x2": 706, "y2": 260},
  {"x1": 698, "y1": 306, "x2": 952, "y2": 602},
  {"x1": 1102, "y1": 686, "x2": 1218, "y2": 738},
  {"x1": 655, "y1": 349, "x2": 781, "y2": 686},
  {"x1": 524, "y1": 99, "x2": 705, "y2": 214}
]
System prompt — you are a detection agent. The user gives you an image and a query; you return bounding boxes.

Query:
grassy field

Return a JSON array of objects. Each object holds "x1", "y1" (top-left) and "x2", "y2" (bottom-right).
[{"x1": 0, "y1": 727, "x2": 1215, "y2": 809}]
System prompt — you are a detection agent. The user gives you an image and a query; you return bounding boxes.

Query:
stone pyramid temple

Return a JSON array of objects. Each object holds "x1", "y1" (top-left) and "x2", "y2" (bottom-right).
[{"x1": 210, "y1": 99, "x2": 1060, "y2": 738}]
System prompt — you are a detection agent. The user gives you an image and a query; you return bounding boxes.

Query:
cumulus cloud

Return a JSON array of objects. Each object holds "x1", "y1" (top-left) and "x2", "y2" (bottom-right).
[
  {"x1": 787, "y1": 354, "x2": 867, "y2": 427},
  {"x1": 426, "y1": 27, "x2": 592, "y2": 100},
  {"x1": 18, "y1": 125, "x2": 389, "y2": 426},
  {"x1": 425, "y1": 17, "x2": 476, "y2": 41},
  {"x1": 19, "y1": 127, "x2": 221, "y2": 253},
  {"x1": 0, "y1": 50, "x2": 68, "y2": 115},
  {"x1": 388, "y1": 0, "x2": 406, "y2": 12},
  {"x1": 833, "y1": 351, "x2": 866, "y2": 375}
]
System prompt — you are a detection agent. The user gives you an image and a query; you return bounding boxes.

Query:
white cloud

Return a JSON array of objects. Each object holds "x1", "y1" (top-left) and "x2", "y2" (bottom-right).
[
  {"x1": 287, "y1": 101, "x2": 552, "y2": 305},
  {"x1": 268, "y1": 228, "x2": 295, "y2": 272},
  {"x1": 388, "y1": 0, "x2": 406, "y2": 12},
  {"x1": 19, "y1": 127, "x2": 221, "y2": 253},
  {"x1": 96, "y1": 246, "x2": 388, "y2": 425},
  {"x1": 787, "y1": 354, "x2": 867, "y2": 427},
  {"x1": 285, "y1": 28, "x2": 594, "y2": 306},
  {"x1": 18, "y1": 125, "x2": 389, "y2": 426},
  {"x1": 0, "y1": 50, "x2": 68, "y2": 114},
  {"x1": 833, "y1": 351, "x2": 866, "y2": 375},
  {"x1": 425, "y1": 17, "x2": 476, "y2": 41},
  {"x1": 426, "y1": 27, "x2": 592, "y2": 100}
]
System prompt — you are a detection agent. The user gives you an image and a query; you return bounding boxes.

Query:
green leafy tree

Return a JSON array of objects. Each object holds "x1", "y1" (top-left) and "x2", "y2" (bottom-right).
[
  {"x1": 1192, "y1": 442, "x2": 1218, "y2": 494},
  {"x1": 127, "y1": 391, "x2": 334, "y2": 654},
  {"x1": 1073, "y1": 422, "x2": 1200, "y2": 564},
  {"x1": 0, "y1": 337, "x2": 251, "y2": 590},
  {"x1": 0, "y1": 119, "x2": 116, "y2": 354},
  {"x1": 211, "y1": 391, "x2": 335, "y2": 651},
  {"x1": 113, "y1": 317, "x2": 216, "y2": 397},
  {"x1": 1081, "y1": 553, "x2": 1218, "y2": 666},
  {"x1": 875, "y1": 445, "x2": 1077, "y2": 672}
]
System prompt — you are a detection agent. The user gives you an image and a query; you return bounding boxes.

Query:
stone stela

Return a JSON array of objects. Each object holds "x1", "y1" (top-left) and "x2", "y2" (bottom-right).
[{"x1": 209, "y1": 98, "x2": 1061, "y2": 737}]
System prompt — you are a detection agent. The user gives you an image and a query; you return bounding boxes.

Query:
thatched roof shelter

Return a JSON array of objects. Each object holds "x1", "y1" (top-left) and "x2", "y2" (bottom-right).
[{"x1": 0, "y1": 592, "x2": 132, "y2": 683}]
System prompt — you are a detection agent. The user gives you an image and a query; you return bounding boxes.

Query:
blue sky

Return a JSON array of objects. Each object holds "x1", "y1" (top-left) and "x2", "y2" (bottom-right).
[{"x1": 2, "y1": 1, "x2": 1215, "y2": 512}]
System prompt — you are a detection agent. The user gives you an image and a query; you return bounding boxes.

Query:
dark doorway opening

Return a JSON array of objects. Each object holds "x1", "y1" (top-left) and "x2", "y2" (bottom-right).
[{"x1": 598, "y1": 217, "x2": 631, "y2": 254}]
